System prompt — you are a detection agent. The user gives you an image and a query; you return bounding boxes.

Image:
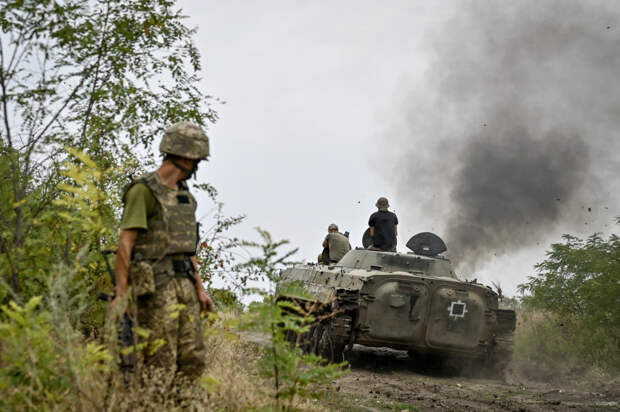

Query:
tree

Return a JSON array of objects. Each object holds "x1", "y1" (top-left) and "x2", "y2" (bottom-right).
[
  {"x1": 0, "y1": 0, "x2": 216, "y2": 301},
  {"x1": 518, "y1": 219, "x2": 620, "y2": 370}
]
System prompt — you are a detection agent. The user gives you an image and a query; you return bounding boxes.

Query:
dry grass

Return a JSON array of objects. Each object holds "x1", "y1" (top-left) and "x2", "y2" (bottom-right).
[
  {"x1": 198, "y1": 311, "x2": 330, "y2": 411},
  {"x1": 96, "y1": 311, "x2": 331, "y2": 411},
  {"x1": 509, "y1": 308, "x2": 619, "y2": 391},
  {"x1": 200, "y1": 312, "x2": 269, "y2": 410},
  {"x1": 94, "y1": 311, "x2": 265, "y2": 411}
]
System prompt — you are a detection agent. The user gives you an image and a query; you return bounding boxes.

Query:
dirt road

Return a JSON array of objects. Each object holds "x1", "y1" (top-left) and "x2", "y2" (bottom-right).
[
  {"x1": 239, "y1": 332, "x2": 618, "y2": 411},
  {"x1": 323, "y1": 345, "x2": 619, "y2": 412}
]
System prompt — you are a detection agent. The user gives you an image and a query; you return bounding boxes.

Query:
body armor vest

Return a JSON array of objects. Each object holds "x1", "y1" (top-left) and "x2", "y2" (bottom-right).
[{"x1": 123, "y1": 172, "x2": 198, "y2": 260}]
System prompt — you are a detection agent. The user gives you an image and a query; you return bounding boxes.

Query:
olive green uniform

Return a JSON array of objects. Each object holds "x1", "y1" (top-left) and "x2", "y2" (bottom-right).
[
  {"x1": 325, "y1": 232, "x2": 351, "y2": 263},
  {"x1": 120, "y1": 183, "x2": 156, "y2": 231},
  {"x1": 121, "y1": 172, "x2": 205, "y2": 388}
]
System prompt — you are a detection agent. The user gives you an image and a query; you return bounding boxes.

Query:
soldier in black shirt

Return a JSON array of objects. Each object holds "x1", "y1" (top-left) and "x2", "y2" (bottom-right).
[{"x1": 368, "y1": 197, "x2": 398, "y2": 251}]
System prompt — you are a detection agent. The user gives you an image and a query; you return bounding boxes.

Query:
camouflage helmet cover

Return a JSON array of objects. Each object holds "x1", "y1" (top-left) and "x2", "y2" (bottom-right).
[{"x1": 159, "y1": 121, "x2": 210, "y2": 160}]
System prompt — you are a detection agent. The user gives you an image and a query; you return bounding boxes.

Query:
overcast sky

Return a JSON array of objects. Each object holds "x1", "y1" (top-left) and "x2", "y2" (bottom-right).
[{"x1": 177, "y1": 1, "x2": 619, "y2": 296}]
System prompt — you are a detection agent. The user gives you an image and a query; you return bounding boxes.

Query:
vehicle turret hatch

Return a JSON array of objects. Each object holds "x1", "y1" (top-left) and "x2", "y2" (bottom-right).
[{"x1": 406, "y1": 232, "x2": 447, "y2": 256}]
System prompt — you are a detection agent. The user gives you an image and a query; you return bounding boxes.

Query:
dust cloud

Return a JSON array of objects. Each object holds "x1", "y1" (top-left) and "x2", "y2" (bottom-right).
[{"x1": 390, "y1": 0, "x2": 620, "y2": 275}]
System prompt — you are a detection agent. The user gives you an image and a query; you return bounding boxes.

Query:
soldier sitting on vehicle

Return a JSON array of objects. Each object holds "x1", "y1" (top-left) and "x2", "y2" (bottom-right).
[
  {"x1": 321, "y1": 223, "x2": 351, "y2": 264},
  {"x1": 368, "y1": 197, "x2": 398, "y2": 252}
]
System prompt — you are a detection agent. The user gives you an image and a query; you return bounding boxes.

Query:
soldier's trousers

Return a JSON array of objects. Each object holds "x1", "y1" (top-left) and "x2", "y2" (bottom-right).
[{"x1": 137, "y1": 276, "x2": 206, "y2": 390}]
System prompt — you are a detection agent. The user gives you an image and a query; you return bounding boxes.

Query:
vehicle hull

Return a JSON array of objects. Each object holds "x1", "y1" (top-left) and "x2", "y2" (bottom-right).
[{"x1": 279, "y1": 247, "x2": 515, "y2": 375}]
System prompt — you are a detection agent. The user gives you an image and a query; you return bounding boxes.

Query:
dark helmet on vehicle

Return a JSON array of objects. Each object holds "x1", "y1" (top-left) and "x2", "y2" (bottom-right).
[{"x1": 376, "y1": 197, "x2": 389, "y2": 211}]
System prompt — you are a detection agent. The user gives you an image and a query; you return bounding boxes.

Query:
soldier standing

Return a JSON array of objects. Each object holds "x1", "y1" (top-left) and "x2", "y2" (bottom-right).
[
  {"x1": 368, "y1": 197, "x2": 398, "y2": 252},
  {"x1": 321, "y1": 223, "x2": 351, "y2": 264},
  {"x1": 111, "y1": 122, "x2": 214, "y2": 391}
]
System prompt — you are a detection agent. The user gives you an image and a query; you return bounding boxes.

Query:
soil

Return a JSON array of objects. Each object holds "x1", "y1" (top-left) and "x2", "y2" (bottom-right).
[
  {"x1": 239, "y1": 332, "x2": 619, "y2": 411},
  {"x1": 327, "y1": 345, "x2": 620, "y2": 412}
]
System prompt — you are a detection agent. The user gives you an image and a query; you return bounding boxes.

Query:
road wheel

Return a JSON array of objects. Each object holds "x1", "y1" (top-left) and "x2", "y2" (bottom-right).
[
  {"x1": 316, "y1": 324, "x2": 345, "y2": 363},
  {"x1": 283, "y1": 329, "x2": 297, "y2": 345},
  {"x1": 302, "y1": 324, "x2": 321, "y2": 354}
]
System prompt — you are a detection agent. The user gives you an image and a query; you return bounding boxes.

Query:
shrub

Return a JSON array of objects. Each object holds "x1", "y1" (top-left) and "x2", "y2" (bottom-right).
[
  {"x1": 517, "y1": 226, "x2": 620, "y2": 377},
  {"x1": 211, "y1": 288, "x2": 243, "y2": 313},
  {"x1": 512, "y1": 308, "x2": 617, "y2": 386},
  {"x1": 238, "y1": 229, "x2": 348, "y2": 410},
  {"x1": 0, "y1": 283, "x2": 110, "y2": 411}
]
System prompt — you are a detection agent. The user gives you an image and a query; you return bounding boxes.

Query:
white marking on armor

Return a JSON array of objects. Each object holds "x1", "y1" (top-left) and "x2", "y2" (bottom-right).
[{"x1": 447, "y1": 300, "x2": 468, "y2": 319}]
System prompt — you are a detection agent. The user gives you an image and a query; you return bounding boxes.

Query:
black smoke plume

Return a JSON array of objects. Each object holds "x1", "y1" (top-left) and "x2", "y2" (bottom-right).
[{"x1": 391, "y1": 0, "x2": 620, "y2": 274}]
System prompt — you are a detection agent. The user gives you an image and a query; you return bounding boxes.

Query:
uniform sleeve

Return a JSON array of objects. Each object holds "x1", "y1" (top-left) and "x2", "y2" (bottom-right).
[
  {"x1": 394, "y1": 213, "x2": 399, "y2": 225},
  {"x1": 368, "y1": 213, "x2": 376, "y2": 227},
  {"x1": 120, "y1": 183, "x2": 156, "y2": 230}
]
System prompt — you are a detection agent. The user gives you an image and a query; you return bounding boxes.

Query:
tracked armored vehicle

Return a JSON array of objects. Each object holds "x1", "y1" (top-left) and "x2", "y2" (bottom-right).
[{"x1": 279, "y1": 232, "x2": 516, "y2": 376}]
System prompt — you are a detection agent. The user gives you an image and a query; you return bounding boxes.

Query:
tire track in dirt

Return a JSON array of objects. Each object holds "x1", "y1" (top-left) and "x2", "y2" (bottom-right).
[
  {"x1": 238, "y1": 331, "x2": 619, "y2": 411},
  {"x1": 333, "y1": 345, "x2": 619, "y2": 412}
]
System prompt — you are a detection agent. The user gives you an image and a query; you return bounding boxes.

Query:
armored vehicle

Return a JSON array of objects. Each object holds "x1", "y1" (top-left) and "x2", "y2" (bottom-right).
[{"x1": 279, "y1": 232, "x2": 516, "y2": 376}]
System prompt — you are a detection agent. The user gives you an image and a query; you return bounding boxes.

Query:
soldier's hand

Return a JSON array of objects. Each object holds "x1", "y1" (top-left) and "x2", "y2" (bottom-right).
[
  {"x1": 109, "y1": 294, "x2": 132, "y2": 317},
  {"x1": 110, "y1": 294, "x2": 123, "y2": 309},
  {"x1": 197, "y1": 288, "x2": 215, "y2": 313}
]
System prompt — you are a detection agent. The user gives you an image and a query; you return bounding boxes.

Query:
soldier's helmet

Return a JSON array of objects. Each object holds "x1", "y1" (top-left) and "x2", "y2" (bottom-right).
[
  {"x1": 376, "y1": 197, "x2": 389, "y2": 210},
  {"x1": 159, "y1": 122, "x2": 210, "y2": 160},
  {"x1": 328, "y1": 223, "x2": 338, "y2": 232}
]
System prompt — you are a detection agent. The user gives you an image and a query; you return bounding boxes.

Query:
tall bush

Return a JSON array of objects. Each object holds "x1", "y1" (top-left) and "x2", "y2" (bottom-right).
[{"x1": 518, "y1": 221, "x2": 620, "y2": 372}]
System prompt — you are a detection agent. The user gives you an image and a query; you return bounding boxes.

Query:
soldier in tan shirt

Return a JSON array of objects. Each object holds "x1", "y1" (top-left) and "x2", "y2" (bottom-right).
[{"x1": 321, "y1": 223, "x2": 351, "y2": 264}]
